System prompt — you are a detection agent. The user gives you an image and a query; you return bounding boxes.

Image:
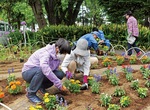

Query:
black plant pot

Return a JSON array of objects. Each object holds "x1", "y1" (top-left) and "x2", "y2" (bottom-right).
[
  {"x1": 20, "y1": 59, "x2": 24, "y2": 63},
  {"x1": 14, "y1": 52, "x2": 17, "y2": 54}
]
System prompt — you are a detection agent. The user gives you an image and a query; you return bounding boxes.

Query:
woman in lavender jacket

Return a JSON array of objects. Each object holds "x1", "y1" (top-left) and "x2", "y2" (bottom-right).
[{"x1": 22, "y1": 38, "x2": 71, "y2": 104}]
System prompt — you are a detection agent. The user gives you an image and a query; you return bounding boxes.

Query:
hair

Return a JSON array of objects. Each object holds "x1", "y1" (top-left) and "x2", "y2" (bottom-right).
[
  {"x1": 55, "y1": 38, "x2": 71, "y2": 54},
  {"x1": 92, "y1": 27, "x2": 99, "y2": 32},
  {"x1": 126, "y1": 11, "x2": 132, "y2": 16}
]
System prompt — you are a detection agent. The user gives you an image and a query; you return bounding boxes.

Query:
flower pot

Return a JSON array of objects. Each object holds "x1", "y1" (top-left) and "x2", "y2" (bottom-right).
[{"x1": 20, "y1": 59, "x2": 24, "y2": 63}]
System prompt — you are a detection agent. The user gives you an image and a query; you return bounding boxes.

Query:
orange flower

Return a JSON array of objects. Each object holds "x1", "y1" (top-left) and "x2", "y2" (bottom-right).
[
  {"x1": 9, "y1": 81, "x2": 15, "y2": 86},
  {"x1": 11, "y1": 84, "x2": 16, "y2": 90},
  {"x1": 15, "y1": 81, "x2": 21, "y2": 85},
  {"x1": 0, "y1": 92, "x2": 5, "y2": 98}
]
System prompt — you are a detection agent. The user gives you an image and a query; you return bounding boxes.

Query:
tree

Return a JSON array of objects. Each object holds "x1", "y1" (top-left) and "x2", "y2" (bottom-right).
[
  {"x1": 0, "y1": 0, "x2": 36, "y2": 29},
  {"x1": 43, "y1": 0, "x2": 84, "y2": 25},
  {"x1": 98, "y1": 0, "x2": 150, "y2": 26},
  {"x1": 28, "y1": 0, "x2": 47, "y2": 29}
]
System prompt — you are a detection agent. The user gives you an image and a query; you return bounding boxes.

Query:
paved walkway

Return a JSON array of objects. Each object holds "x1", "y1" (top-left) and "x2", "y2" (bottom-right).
[{"x1": 1, "y1": 64, "x2": 150, "y2": 110}]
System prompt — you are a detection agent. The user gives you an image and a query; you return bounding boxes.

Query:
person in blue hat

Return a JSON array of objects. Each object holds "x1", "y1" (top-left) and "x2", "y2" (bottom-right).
[
  {"x1": 72, "y1": 31, "x2": 102, "y2": 55},
  {"x1": 92, "y1": 27, "x2": 110, "y2": 48}
]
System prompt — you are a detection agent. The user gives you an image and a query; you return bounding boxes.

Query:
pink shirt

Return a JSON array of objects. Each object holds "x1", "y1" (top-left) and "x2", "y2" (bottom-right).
[{"x1": 127, "y1": 16, "x2": 139, "y2": 37}]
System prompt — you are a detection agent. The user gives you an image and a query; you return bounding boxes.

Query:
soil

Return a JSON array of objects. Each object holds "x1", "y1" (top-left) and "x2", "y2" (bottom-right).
[{"x1": 0, "y1": 59, "x2": 150, "y2": 110}]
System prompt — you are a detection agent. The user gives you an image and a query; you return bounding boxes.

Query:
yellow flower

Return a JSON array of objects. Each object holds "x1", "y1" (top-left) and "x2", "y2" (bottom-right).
[
  {"x1": 88, "y1": 76, "x2": 93, "y2": 80},
  {"x1": 70, "y1": 79, "x2": 75, "y2": 83},
  {"x1": 44, "y1": 98, "x2": 50, "y2": 103},
  {"x1": 36, "y1": 105, "x2": 42, "y2": 109},
  {"x1": 44, "y1": 93, "x2": 49, "y2": 97},
  {"x1": 75, "y1": 80, "x2": 81, "y2": 84},
  {"x1": 29, "y1": 106, "x2": 37, "y2": 110},
  {"x1": 11, "y1": 84, "x2": 16, "y2": 90}
]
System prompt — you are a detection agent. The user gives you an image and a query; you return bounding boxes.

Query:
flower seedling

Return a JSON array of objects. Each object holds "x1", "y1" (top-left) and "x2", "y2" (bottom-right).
[
  {"x1": 102, "y1": 57, "x2": 112, "y2": 67},
  {"x1": 11, "y1": 45, "x2": 18, "y2": 53},
  {"x1": 122, "y1": 65, "x2": 133, "y2": 74},
  {"x1": 6, "y1": 80, "x2": 22, "y2": 94},
  {"x1": 129, "y1": 55, "x2": 137, "y2": 64},
  {"x1": 116, "y1": 56, "x2": 124, "y2": 65},
  {"x1": 113, "y1": 87, "x2": 126, "y2": 97},
  {"x1": 91, "y1": 80, "x2": 100, "y2": 94},
  {"x1": 142, "y1": 68, "x2": 150, "y2": 79},
  {"x1": 43, "y1": 93, "x2": 57, "y2": 109},
  {"x1": 130, "y1": 79, "x2": 139, "y2": 90},
  {"x1": 43, "y1": 93, "x2": 68, "y2": 110},
  {"x1": 100, "y1": 93, "x2": 112, "y2": 107},
  {"x1": 88, "y1": 76, "x2": 94, "y2": 86},
  {"x1": 120, "y1": 96, "x2": 131, "y2": 107},
  {"x1": 7, "y1": 73, "x2": 16, "y2": 84},
  {"x1": 125, "y1": 73, "x2": 133, "y2": 82},
  {"x1": 108, "y1": 68, "x2": 119, "y2": 86},
  {"x1": 140, "y1": 65, "x2": 148, "y2": 73},
  {"x1": 107, "y1": 104, "x2": 120, "y2": 110},
  {"x1": 145, "y1": 79, "x2": 150, "y2": 88},
  {"x1": 63, "y1": 79, "x2": 81, "y2": 93},
  {"x1": 137, "y1": 87, "x2": 148, "y2": 98},
  {"x1": 141, "y1": 56, "x2": 150, "y2": 64},
  {"x1": 103, "y1": 68, "x2": 111, "y2": 79}
]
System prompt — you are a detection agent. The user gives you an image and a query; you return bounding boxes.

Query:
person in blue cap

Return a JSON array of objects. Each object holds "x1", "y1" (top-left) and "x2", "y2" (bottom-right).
[
  {"x1": 92, "y1": 27, "x2": 110, "y2": 48},
  {"x1": 72, "y1": 31, "x2": 102, "y2": 55}
]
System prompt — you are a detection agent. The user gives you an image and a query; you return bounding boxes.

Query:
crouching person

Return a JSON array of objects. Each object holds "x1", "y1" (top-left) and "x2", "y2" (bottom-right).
[
  {"x1": 22, "y1": 38, "x2": 71, "y2": 104},
  {"x1": 61, "y1": 39, "x2": 97, "y2": 90}
]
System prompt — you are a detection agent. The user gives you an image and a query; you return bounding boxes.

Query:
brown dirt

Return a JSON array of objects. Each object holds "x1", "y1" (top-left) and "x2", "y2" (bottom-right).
[{"x1": 0, "y1": 59, "x2": 150, "y2": 110}]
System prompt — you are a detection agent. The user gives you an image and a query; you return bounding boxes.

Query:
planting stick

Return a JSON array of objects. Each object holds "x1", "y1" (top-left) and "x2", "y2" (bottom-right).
[{"x1": 0, "y1": 102, "x2": 12, "y2": 110}]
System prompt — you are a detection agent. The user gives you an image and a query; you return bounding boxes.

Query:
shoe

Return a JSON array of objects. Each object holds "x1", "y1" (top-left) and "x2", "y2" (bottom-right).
[
  {"x1": 26, "y1": 92, "x2": 42, "y2": 104},
  {"x1": 137, "y1": 51, "x2": 142, "y2": 57},
  {"x1": 80, "y1": 83, "x2": 88, "y2": 90},
  {"x1": 38, "y1": 88, "x2": 47, "y2": 95}
]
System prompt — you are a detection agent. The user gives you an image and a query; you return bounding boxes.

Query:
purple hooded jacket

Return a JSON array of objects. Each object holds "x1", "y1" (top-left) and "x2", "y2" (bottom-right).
[
  {"x1": 127, "y1": 16, "x2": 139, "y2": 37},
  {"x1": 22, "y1": 44, "x2": 62, "y2": 89}
]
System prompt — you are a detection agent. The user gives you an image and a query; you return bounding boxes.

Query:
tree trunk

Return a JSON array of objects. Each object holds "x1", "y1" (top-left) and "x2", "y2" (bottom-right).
[
  {"x1": 144, "y1": 17, "x2": 150, "y2": 28},
  {"x1": 44, "y1": 0, "x2": 57, "y2": 25},
  {"x1": 28, "y1": 0, "x2": 47, "y2": 29},
  {"x1": 44, "y1": 0, "x2": 83, "y2": 25},
  {"x1": 65, "y1": 0, "x2": 84, "y2": 25}
]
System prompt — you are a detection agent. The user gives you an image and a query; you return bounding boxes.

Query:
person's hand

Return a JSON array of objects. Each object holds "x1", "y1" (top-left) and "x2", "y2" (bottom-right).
[
  {"x1": 66, "y1": 71, "x2": 73, "y2": 79},
  {"x1": 60, "y1": 86, "x2": 69, "y2": 92},
  {"x1": 98, "y1": 40, "x2": 104, "y2": 44}
]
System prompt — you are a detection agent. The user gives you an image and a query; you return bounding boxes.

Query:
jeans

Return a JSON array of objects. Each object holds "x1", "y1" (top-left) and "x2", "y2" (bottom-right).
[
  {"x1": 22, "y1": 67, "x2": 65, "y2": 93},
  {"x1": 127, "y1": 37, "x2": 140, "y2": 56}
]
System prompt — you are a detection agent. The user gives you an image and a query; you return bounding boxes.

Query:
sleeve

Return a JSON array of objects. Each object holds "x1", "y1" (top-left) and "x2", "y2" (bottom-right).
[
  {"x1": 83, "y1": 56, "x2": 90, "y2": 76},
  {"x1": 90, "y1": 37, "x2": 99, "y2": 51},
  {"x1": 99, "y1": 30, "x2": 106, "y2": 40},
  {"x1": 39, "y1": 53, "x2": 62, "y2": 89},
  {"x1": 61, "y1": 53, "x2": 74, "y2": 73},
  {"x1": 127, "y1": 19, "x2": 133, "y2": 35}
]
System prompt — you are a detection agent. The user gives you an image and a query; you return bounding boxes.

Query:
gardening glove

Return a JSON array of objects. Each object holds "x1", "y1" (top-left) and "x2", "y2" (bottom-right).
[
  {"x1": 60, "y1": 85, "x2": 68, "y2": 92},
  {"x1": 60, "y1": 86, "x2": 70, "y2": 94},
  {"x1": 66, "y1": 71, "x2": 73, "y2": 79},
  {"x1": 80, "y1": 75, "x2": 88, "y2": 90}
]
